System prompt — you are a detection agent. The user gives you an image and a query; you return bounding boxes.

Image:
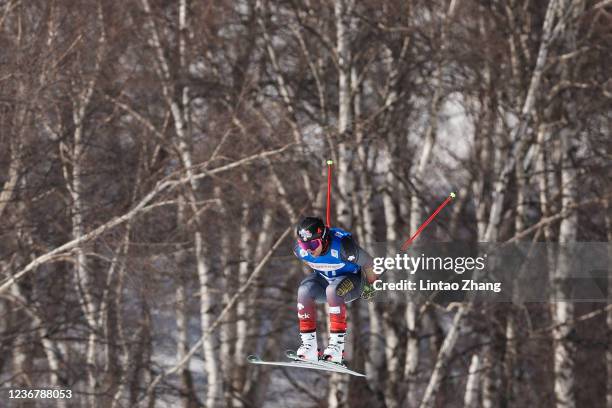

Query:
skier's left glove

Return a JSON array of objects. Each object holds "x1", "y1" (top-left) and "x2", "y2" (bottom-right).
[{"x1": 361, "y1": 282, "x2": 376, "y2": 301}]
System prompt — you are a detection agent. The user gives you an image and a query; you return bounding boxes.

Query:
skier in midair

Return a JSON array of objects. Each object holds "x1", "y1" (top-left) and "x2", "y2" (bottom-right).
[{"x1": 294, "y1": 216, "x2": 377, "y2": 363}]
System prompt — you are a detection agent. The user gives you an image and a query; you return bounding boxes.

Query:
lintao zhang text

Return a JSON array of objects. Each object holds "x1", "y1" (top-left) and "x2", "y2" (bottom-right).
[{"x1": 373, "y1": 279, "x2": 502, "y2": 293}]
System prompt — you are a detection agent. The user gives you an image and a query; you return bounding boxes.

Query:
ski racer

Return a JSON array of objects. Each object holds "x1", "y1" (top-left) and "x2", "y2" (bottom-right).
[{"x1": 294, "y1": 216, "x2": 377, "y2": 363}]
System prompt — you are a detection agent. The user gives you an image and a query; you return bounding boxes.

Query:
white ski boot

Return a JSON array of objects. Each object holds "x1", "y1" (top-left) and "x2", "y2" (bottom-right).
[
  {"x1": 296, "y1": 331, "x2": 319, "y2": 362},
  {"x1": 322, "y1": 332, "x2": 346, "y2": 364}
]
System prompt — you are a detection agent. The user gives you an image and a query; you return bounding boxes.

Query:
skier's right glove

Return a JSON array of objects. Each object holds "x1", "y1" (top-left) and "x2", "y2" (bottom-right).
[{"x1": 361, "y1": 282, "x2": 376, "y2": 301}]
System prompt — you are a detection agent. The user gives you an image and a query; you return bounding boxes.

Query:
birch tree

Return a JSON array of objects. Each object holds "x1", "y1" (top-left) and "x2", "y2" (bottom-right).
[
  {"x1": 606, "y1": 198, "x2": 612, "y2": 408},
  {"x1": 404, "y1": 2, "x2": 460, "y2": 405},
  {"x1": 139, "y1": 0, "x2": 223, "y2": 405},
  {"x1": 550, "y1": 2, "x2": 585, "y2": 407}
]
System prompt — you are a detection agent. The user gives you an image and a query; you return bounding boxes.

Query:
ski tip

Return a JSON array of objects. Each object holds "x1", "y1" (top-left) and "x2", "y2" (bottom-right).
[
  {"x1": 247, "y1": 355, "x2": 261, "y2": 363},
  {"x1": 326, "y1": 159, "x2": 334, "y2": 165},
  {"x1": 450, "y1": 191, "x2": 456, "y2": 199}
]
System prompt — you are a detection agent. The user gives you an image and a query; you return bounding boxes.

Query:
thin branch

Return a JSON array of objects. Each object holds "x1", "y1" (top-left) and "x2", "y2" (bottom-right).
[
  {"x1": 140, "y1": 224, "x2": 296, "y2": 403},
  {"x1": 0, "y1": 144, "x2": 294, "y2": 294}
]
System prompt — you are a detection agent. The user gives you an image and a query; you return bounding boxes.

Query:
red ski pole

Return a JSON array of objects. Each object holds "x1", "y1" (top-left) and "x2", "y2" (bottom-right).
[
  {"x1": 401, "y1": 192, "x2": 456, "y2": 251},
  {"x1": 326, "y1": 159, "x2": 333, "y2": 227}
]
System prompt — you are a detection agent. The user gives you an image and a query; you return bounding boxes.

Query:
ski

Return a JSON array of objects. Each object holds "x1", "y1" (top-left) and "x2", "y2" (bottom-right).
[
  {"x1": 285, "y1": 350, "x2": 366, "y2": 377},
  {"x1": 247, "y1": 354, "x2": 333, "y2": 373},
  {"x1": 246, "y1": 353, "x2": 365, "y2": 377}
]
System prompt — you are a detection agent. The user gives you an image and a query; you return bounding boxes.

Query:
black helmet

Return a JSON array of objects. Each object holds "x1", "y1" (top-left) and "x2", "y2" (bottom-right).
[{"x1": 296, "y1": 217, "x2": 328, "y2": 243}]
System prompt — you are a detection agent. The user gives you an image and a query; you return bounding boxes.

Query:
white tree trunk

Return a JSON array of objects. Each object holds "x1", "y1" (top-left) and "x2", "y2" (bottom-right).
[
  {"x1": 404, "y1": 301, "x2": 419, "y2": 405},
  {"x1": 335, "y1": 0, "x2": 354, "y2": 230},
  {"x1": 406, "y1": 2, "x2": 459, "y2": 404},
  {"x1": 355, "y1": 134, "x2": 385, "y2": 394},
  {"x1": 378, "y1": 119, "x2": 402, "y2": 407},
  {"x1": 0, "y1": 138, "x2": 21, "y2": 219},
  {"x1": 472, "y1": 116, "x2": 493, "y2": 240},
  {"x1": 328, "y1": 1, "x2": 354, "y2": 407},
  {"x1": 404, "y1": 93, "x2": 436, "y2": 404},
  {"x1": 464, "y1": 354, "x2": 481, "y2": 408},
  {"x1": 419, "y1": 305, "x2": 469, "y2": 408},
  {"x1": 110, "y1": 225, "x2": 135, "y2": 408},
  {"x1": 536, "y1": 123, "x2": 557, "y2": 262},
  {"x1": 379, "y1": 135, "x2": 401, "y2": 407},
  {"x1": 481, "y1": 345, "x2": 499, "y2": 408},
  {"x1": 504, "y1": 313, "x2": 518, "y2": 407},
  {"x1": 216, "y1": 187, "x2": 235, "y2": 403},
  {"x1": 196, "y1": 235, "x2": 223, "y2": 407},
  {"x1": 212, "y1": 175, "x2": 277, "y2": 403},
  {"x1": 551, "y1": 129, "x2": 578, "y2": 408},
  {"x1": 484, "y1": 0, "x2": 561, "y2": 242},
  {"x1": 605, "y1": 198, "x2": 612, "y2": 408},
  {"x1": 503, "y1": 113, "x2": 532, "y2": 408},
  {"x1": 552, "y1": 2, "x2": 582, "y2": 406},
  {"x1": 141, "y1": 0, "x2": 224, "y2": 404},
  {"x1": 351, "y1": 52, "x2": 387, "y2": 400},
  {"x1": 382, "y1": 307, "x2": 401, "y2": 408},
  {"x1": 71, "y1": 79, "x2": 100, "y2": 408},
  {"x1": 67, "y1": 7, "x2": 106, "y2": 403},
  {"x1": 175, "y1": 197, "x2": 197, "y2": 408},
  {"x1": 234, "y1": 190, "x2": 250, "y2": 362},
  {"x1": 71, "y1": 116, "x2": 98, "y2": 407},
  {"x1": 240, "y1": 210, "x2": 273, "y2": 400}
]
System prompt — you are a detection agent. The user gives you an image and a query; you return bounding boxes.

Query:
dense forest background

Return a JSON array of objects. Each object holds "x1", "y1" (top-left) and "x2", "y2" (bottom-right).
[{"x1": 1, "y1": 0, "x2": 611, "y2": 407}]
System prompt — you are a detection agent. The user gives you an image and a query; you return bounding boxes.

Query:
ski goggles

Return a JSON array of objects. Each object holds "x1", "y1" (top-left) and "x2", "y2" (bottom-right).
[{"x1": 297, "y1": 238, "x2": 322, "y2": 251}]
